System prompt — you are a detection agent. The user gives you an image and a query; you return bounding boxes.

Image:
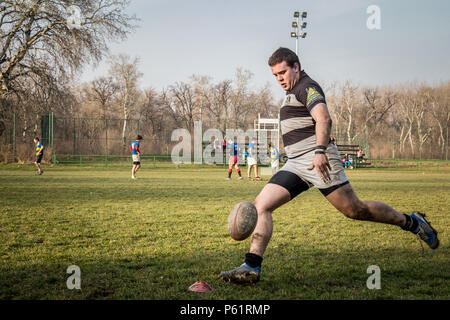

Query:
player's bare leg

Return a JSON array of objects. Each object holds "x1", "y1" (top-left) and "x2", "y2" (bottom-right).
[
  {"x1": 325, "y1": 183, "x2": 406, "y2": 226},
  {"x1": 254, "y1": 165, "x2": 259, "y2": 180},
  {"x1": 226, "y1": 157, "x2": 233, "y2": 180},
  {"x1": 250, "y1": 183, "x2": 291, "y2": 256},
  {"x1": 132, "y1": 164, "x2": 139, "y2": 179},
  {"x1": 234, "y1": 163, "x2": 243, "y2": 180},
  {"x1": 220, "y1": 183, "x2": 290, "y2": 283},
  {"x1": 35, "y1": 162, "x2": 42, "y2": 175},
  {"x1": 247, "y1": 164, "x2": 253, "y2": 179},
  {"x1": 325, "y1": 183, "x2": 439, "y2": 249}
]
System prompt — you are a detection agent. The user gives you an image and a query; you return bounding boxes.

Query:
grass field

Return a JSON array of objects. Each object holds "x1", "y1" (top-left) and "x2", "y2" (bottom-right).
[{"x1": 0, "y1": 163, "x2": 449, "y2": 300}]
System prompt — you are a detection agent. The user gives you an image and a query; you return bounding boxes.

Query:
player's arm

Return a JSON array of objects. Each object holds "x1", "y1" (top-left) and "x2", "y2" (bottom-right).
[
  {"x1": 136, "y1": 146, "x2": 141, "y2": 155},
  {"x1": 308, "y1": 103, "x2": 332, "y2": 182}
]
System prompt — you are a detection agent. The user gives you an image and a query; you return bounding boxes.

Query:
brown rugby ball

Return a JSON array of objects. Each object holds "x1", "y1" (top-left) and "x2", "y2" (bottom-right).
[{"x1": 228, "y1": 201, "x2": 258, "y2": 241}]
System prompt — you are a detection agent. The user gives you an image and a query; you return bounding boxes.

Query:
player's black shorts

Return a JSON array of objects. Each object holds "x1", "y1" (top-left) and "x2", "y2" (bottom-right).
[
  {"x1": 268, "y1": 170, "x2": 349, "y2": 199},
  {"x1": 35, "y1": 155, "x2": 43, "y2": 163},
  {"x1": 133, "y1": 161, "x2": 140, "y2": 165}
]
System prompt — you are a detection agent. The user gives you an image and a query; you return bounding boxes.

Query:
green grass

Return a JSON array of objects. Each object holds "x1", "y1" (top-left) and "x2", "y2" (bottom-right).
[{"x1": 0, "y1": 163, "x2": 449, "y2": 300}]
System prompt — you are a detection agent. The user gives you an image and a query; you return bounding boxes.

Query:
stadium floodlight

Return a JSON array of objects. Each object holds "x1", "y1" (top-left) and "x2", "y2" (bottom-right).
[{"x1": 291, "y1": 11, "x2": 308, "y2": 55}]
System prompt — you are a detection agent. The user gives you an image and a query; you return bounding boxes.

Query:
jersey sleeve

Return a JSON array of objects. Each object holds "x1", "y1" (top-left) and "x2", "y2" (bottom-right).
[{"x1": 296, "y1": 83, "x2": 326, "y2": 113}]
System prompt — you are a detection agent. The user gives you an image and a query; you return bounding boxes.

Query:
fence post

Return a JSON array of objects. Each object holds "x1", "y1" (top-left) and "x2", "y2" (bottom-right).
[
  {"x1": 392, "y1": 126, "x2": 395, "y2": 159},
  {"x1": 73, "y1": 118, "x2": 76, "y2": 155},
  {"x1": 51, "y1": 112, "x2": 54, "y2": 162},
  {"x1": 153, "y1": 155, "x2": 156, "y2": 168},
  {"x1": 446, "y1": 126, "x2": 448, "y2": 161},
  {"x1": 365, "y1": 125, "x2": 371, "y2": 159},
  {"x1": 13, "y1": 112, "x2": 16, "y2": 162},
  {"x1": 105, "y1": 118, "x2": 108, "y2": 167}
]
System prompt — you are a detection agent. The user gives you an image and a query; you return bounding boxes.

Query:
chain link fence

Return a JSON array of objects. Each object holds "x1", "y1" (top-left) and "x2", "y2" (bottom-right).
[{"x1": 0, "y1": 112, "x2": 449, "y2": 167}]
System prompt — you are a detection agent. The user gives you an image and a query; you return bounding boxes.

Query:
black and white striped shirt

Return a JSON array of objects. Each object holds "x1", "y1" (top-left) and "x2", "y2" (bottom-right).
[{"x1": 280, "y1": 70, "x2": 326, "y2": 159}]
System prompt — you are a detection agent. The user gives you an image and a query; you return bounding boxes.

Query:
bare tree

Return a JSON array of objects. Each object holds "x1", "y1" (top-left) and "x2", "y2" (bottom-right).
[
  {"x1": 89, "y1": 76, "x2": 118, "y2": 119},
  {"x1": 336, "y1": 81, "x2": 358, "y2": 144},
  {"x1": 0, "y1": 0, "x2": 137, "y2": 101},
  {"x1": 168, "y1": 81, "x2": 197, "y2": 133},
  {"x1": 108, "y1": 54, "x2": 142, "y2": 145},
  {"x1": 397, "y1": 88, "x2": 417, "y2": 156},
  {"x1": 427, "y1": 84, "x2": 450, "y2": 156},
  {"x1": 230, "y1": 68, "x2": 253, "y2": 129},
  {"x1": 209, "y1": 79, "x2": 232, "y2": 133}
]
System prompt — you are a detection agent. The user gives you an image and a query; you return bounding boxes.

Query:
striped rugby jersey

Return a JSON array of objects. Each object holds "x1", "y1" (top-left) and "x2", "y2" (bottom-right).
[
  {"x1": 35, "y1": 142, "x2": 44, "y2": 156},
  {"x1": 280, "y1": 70, "x2": 326, "y2": 159}
]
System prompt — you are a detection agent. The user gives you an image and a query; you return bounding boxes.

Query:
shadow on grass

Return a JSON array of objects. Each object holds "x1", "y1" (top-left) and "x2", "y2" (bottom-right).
[{"x1": 0, "y1": 245, "x2": 448, "y2": 300}]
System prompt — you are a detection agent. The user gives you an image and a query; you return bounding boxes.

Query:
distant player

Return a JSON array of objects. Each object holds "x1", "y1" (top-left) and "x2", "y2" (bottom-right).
[
  {"x1": 225, "y1": 138, "x2": 243, "y2": 180},
  {"x1": 130, "y1": 135, "x2": 142, "y2": 180},
  {"x1": 33, "y1": 137, "x2": 44, "y2": 175},
  {"x1": 220, "y1": 47, "x2": 439, "y2": 284},
  {"x1": 247, "y1": 137, "x2": 260, "y2": 180},
  {"x1": 268, "y1": 142, "x2": 280, "y2": 175}
]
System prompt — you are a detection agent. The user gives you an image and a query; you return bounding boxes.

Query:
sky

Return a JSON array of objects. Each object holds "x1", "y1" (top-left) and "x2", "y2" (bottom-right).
[{"x1": 79, "y1": 0, "x2": 450, "y2": 101}]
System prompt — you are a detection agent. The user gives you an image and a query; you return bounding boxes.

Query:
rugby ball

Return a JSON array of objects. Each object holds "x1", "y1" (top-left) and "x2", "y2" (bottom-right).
[{"x1": 228, "y1": 201, "x2": 258, "y2": 241}]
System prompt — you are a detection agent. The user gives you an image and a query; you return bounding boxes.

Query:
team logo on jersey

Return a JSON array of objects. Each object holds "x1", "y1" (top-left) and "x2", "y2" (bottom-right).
[{"x1": 306, "y1": 87, "x2": 323, "y2": 106}]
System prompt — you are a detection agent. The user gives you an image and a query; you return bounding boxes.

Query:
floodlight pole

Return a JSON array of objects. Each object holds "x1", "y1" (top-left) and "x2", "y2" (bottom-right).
[
  {"x1": 294, "y1": 16, "x2": 299, "y2": 55},
  {"x1": 291, "y1": 11, "x2": 307, "y2": 56}
]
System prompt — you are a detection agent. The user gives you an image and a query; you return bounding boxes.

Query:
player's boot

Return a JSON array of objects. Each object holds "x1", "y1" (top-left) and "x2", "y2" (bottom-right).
[
  {"x1": 220, "y1": 263, "x2": 261, "y2": 284},
  {"x1": 238, "y1": 176, "x2": 243, "y2": 180},
  {"x1": 132, "y1": 175, "x2": 136, "y2": 180},
  {"x1": 225, "y1": 177, "x2": 231, "y2": 180},
  {"x1": 410, "y1": 212, "x2": 439, "y2": 249}
]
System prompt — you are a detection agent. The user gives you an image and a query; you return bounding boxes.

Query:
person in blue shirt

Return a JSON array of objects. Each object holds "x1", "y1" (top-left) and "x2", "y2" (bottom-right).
[
  {"x1": 130, "y1": 135, "x2": 142, "y2": 179},
  {"x1": 269, "y1": 142, "x2": 280, "y2": 175},
  {"x1": 34, "y1": 137, "x2": 44, "y2": 175},
  {"x1": 225, "y1": 138, "x2": 242, "y2": 180},
  {"x1": 247, "y1": 137, "x2": 260, "y2": 180}
]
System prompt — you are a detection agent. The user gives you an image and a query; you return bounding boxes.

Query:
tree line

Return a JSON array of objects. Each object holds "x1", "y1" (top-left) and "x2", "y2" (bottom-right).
[{"x1": 0, "y1": 1, "x2": 448, "y2": 161}]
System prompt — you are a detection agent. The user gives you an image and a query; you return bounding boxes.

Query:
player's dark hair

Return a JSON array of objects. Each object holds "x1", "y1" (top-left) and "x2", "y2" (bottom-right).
[
  {"x1": 268, "y1": 47, "x2": 301, "y2": 70},
  {"x1": 34, "y1": 137, "x2": 40, "y2": 141},
  {"x1": 136, "y1": 135, "x2": 143, "y2": 140}
]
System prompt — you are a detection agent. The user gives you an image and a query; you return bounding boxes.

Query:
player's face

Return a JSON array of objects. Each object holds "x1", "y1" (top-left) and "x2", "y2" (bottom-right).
[{"x1": 271, "y1": 61, "x2": 300, "y2": 91}]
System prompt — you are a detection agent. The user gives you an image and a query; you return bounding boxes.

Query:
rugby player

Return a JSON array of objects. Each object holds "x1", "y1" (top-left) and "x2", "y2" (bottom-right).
[
  {"x1": 220, "y1": 47, "x2": 439, "y2": 284},
  {"x1": 34, "y1": 137, "x2": 44, "y2": 175},
  {"x1": 268, "y1": 142, "x2": 280, "y2": 175},
  {"x1": 131, "y1": 135, "x2": 142, "y2": 179},
  {"x1": 247, "y1": 137, "x2": 260, "y2": 180},
  {"x1": 226, "y1": 138, "x2": 243, "y2": 180}
]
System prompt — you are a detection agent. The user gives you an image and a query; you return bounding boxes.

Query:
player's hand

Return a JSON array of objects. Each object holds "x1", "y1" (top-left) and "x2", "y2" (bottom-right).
[{"x1": 307, "y1": 153, "x2": 332, "y2": 183}]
